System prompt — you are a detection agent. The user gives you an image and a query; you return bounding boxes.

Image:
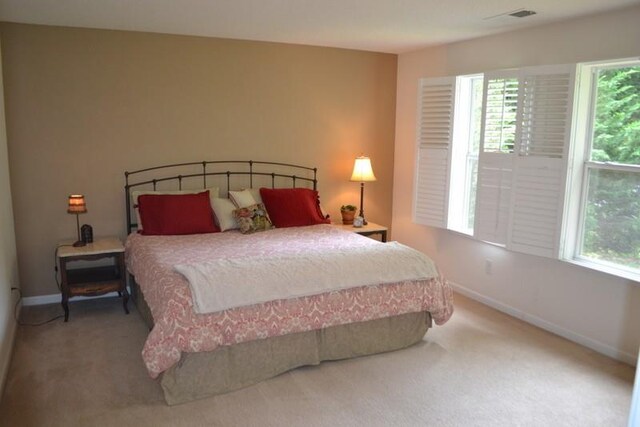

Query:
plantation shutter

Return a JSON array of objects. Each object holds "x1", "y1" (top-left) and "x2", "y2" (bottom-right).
[
  {"x1": 413, "y1": 77, "x2": 456, "y2": 228},
  {"x1": 507, "y1": 64, "x2": 576, "y2": 258},
  {"x1": 474, "y1": 71, "x2": 518, "y2": 245}
]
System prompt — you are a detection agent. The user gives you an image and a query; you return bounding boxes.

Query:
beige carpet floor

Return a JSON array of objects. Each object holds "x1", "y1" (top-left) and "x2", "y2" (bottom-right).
[{"x1": 0, "y1": 294, "x2": 634, "y2": 427}]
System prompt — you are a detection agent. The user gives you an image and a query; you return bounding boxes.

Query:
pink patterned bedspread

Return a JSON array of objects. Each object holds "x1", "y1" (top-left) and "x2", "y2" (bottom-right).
[{"x1": 126, "y1": 224, "x2": 453, "y2": 378}]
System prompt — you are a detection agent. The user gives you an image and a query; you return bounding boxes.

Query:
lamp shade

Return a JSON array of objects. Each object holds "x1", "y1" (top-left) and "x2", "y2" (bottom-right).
[
  {"x1": 67, "y1": 194, "x2": 87, "y2": 214},
  {"x1": 350, "y1": 156, "x2": 377, "y2": 182}
]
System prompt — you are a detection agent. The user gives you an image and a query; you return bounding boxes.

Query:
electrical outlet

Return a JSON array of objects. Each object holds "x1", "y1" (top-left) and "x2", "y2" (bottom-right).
[{"x1": 484, "y1": 259, "x2": 492, "y2": 275}]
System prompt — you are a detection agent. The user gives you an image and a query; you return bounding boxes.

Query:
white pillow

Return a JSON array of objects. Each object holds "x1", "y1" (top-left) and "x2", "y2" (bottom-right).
[
  {"x1": 211, "y1": 197, "x2": 239, "y2": 231},
  {"x1": 131, "y1": 187, "x2": 219, "y2": 231},
  {"x1": 229, "y1": 189, "x2": 258, "y2": 208},
  {"x1": 248, "y1": 188, "x2": 263, "y2": 204}
]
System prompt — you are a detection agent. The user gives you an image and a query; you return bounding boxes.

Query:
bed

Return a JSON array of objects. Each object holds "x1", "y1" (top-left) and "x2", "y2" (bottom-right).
[{"x1": 124, "y1": 160, "x2": 453, "y2": 405}]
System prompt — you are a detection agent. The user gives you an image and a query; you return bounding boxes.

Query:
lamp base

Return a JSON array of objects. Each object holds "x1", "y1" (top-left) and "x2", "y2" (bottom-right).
[
  {"x1": 72, "y1": 213, "x2": 86, "y2": 247},
  {"x1": 358, "y1": 182, "x2": 368, "y2": 226}
]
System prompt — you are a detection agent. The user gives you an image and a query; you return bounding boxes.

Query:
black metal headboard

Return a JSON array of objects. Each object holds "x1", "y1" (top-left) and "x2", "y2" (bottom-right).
[{"x1": 124, "y1": 160, "x2": 318, "y2": 234}]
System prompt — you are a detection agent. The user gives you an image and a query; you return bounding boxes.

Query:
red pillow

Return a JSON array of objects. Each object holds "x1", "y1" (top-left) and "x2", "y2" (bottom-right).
[
  {"x1": 138, "y1": 191, "x2": 219, "y2": 235},
  {"x1": 260, "y1": 188, "x2": 331, "y2": 228}
]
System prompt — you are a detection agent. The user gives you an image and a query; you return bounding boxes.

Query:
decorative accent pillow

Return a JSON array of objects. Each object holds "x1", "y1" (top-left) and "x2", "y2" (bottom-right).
[
  {"x1": 259, "y1": 188, "x2": 331, "y2": 228},
  {"x1": 247, "y1": 188, "x2": 263, "y2": 205},
  {"x1": 210, "y1": 197, "x2": 240, "y2": 231},
  {"x1": 132, "y1": 187, "x2": 220, "y2": 231},
  {"x1": 232, "y1": 203, "x2": 274, "y2": 234},
  {"x1": 137, "y1": 191, "x2": 219, "y2": 235},
  {"x1": 229, "y1": 189, "x2": 258, "y2": 208}
]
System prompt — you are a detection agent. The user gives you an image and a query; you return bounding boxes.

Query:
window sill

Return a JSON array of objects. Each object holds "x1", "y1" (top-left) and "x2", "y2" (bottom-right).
[
  {"x1": 443, "y1": 227, "x2": 639, "y2": 284},
  {"x1": 445, "y1": 228, "x2": 507, "y2": 249},
  {"x1": 564, "y1": 257, "x2": 640, "y2": 284},
  {"x1": 447, "y1": 227, "x2": 473, "y2": 238}
]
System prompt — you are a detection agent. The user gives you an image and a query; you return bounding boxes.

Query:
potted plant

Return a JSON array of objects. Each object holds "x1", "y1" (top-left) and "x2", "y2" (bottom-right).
[{"x1": 340, "y1": 204, "x2": 357, "y2": 225}]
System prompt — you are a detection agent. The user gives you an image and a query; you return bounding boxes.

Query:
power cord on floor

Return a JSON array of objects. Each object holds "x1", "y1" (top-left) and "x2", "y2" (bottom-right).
[
  {"x1": 10, "y1": 244, "x2": 75, "y2": 327},
  {"x1": 11, "y1": 287, "x2": 64, "y2": 326}
]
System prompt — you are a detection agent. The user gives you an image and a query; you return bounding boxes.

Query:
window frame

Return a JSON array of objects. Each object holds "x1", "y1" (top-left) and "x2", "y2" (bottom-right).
[{"x1": 564, "y1": 58, "x2": 640, "y2": 282}]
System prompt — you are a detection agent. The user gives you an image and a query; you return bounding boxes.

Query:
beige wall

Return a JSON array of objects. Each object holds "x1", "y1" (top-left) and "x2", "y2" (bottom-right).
[
  {"x1": 394, "y1": 5, "x2": 640, "y2": 365},
  {"x1": 0, "y1": 23, "x2": 397, "y2": 297},
  {"x1": 0, "y1": 39, "x2": 19, "y2": 396}
]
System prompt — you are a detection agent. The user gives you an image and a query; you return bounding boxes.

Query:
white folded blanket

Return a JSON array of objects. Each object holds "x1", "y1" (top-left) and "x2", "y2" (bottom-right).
[{"x1": 175, "y1": 241, "x2": 439, "y2": 314}]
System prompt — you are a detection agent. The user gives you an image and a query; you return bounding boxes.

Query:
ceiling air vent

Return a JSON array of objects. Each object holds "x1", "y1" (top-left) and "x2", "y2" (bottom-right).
[{"x1": 509, "y1": 10, "x2": 536, "y2": 18}]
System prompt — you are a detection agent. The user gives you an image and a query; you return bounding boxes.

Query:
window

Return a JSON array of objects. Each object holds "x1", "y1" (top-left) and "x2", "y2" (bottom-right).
[
  {"x1": 567, "y1": 60, "x2": 640, "y2": 279},
  {"x1": 414, "y1": 58, "x2": 640, "y2": 281},
  {"x1": 412, "y1": 74, "x2": 485, "y2": 235},
  {"x1": 474, "y1": 66, "x2": 574, "y2": 254},
  {"x1": 449, "y1": 75, "x2": 482, "y2": 235}
]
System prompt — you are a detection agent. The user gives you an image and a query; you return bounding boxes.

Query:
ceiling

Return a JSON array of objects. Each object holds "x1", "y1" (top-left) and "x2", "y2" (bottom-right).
[{"x1": 0, "y1": 0, "x2": 638, "y2": 53}]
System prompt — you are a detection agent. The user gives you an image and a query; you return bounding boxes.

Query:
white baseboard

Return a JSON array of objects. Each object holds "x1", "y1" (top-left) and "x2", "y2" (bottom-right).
[
  {"x1": 22, "y1": 288, "x2": 131, "y2": 307},
  {"x1": 451, "y1": 281, "x2": 638, "y2": 367}
]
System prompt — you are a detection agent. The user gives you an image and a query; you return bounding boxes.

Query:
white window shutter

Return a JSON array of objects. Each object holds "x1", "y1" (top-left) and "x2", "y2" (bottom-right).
[
  {"x1": 413, "y1": 77, "x2": 456, "y2": 228},
  {"x1": 474, "y1": 71, "x2": 518, "y2": 245},
  {"x1": 482, "y1": 76, "x2": 519, "y2": 153},
  {"x1": 507, "y1": 64, "x2": 576, "y2": 258},
  {"x1": 474, "y1": 153, "x2": 513, "y2": 244}
]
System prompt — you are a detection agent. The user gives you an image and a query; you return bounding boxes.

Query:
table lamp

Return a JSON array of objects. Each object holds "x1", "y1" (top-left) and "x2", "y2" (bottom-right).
[
  {"x1": 350, "y1": 155, "x2": 376, "y2": 225},
  {"x1": 67, "y1": 194, "x2": 87, "y2": 247}
]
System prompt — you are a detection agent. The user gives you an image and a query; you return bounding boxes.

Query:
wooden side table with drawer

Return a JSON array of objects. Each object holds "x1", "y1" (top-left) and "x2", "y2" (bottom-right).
[{"x1": 57, "y1": 237, "x2": 129, "y2": 322}]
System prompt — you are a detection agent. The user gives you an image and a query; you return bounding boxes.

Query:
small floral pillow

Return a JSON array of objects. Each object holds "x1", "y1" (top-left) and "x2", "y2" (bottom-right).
[{"x1": 232, "y1": 203, "x2": 274, "y2": 234}]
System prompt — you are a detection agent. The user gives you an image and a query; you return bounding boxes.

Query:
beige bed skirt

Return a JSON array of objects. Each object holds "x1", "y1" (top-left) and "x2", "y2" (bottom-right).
[{"x1": 130, "y1": 276, "x2": 432, "y2": 405}]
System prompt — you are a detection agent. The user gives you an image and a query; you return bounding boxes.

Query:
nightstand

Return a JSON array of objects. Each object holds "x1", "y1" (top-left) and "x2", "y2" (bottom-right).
[
  {"x1": 57, "y1": 237, "x2": 129, "y2": 322},
  {"x1": 332, "y1": 222, "x2": 388, "y2": 242}
]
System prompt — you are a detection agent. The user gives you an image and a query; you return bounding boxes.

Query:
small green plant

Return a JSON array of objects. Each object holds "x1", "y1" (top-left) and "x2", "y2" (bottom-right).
[{"x1": 341, "y1": 204, "x2": 357, "y2": 212}]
